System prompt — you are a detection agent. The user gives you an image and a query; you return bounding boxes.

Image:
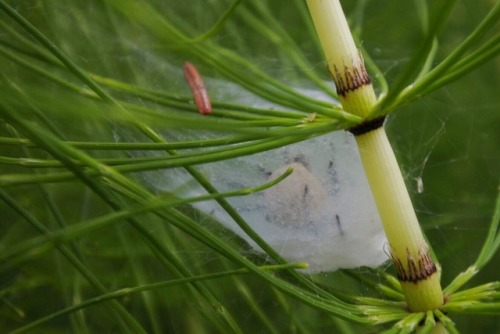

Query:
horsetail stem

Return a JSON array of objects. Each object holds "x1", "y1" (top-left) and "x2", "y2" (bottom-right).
[{"x1": 305, "y1": 0, "x2": 444, "y2": 311}]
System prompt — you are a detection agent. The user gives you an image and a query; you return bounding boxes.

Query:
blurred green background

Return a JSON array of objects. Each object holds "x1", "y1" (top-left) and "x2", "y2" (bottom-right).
[{"x1": 0, "y1": 0, "x2": 498, "y2": 332}]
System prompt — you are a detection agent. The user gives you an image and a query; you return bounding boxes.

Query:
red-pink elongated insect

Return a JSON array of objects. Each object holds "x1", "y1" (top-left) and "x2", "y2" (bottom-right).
[{"x1": 183, "y1": 61, "x2": 212, "y2": 115}]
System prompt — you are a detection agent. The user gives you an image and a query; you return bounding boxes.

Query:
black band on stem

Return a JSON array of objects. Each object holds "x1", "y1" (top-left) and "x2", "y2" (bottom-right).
[{"x1": 348, "y1": 116, "x2": 386, "y2": 136}]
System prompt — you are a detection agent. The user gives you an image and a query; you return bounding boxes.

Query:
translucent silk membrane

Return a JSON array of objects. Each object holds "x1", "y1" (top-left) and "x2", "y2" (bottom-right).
[
  {"x1": 193, "y1": 131, "x2": 387, "y2": 272},
  {"x1": 118, "y1": 72, "x2": 389, "y2": 272}
]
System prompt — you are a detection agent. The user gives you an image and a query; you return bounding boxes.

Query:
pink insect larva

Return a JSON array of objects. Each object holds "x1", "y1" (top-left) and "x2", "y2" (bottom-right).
[{"x1": 183, "y1": 61, "x2": 212, "y2": 115}]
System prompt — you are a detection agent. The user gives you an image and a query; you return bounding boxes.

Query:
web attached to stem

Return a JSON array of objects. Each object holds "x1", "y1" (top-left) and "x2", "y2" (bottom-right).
[{"x1": 1, "y1": 1, "x2": 498, "y2": 332}]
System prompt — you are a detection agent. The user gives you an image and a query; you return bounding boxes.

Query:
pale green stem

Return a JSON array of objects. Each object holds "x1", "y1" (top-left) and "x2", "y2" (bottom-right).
[
  {"x1": 356, "y1": 128, "x2": 443, "y2": 311},
  {"x1": 305, "y1": 0, "x2": 443, "y2": 311}
]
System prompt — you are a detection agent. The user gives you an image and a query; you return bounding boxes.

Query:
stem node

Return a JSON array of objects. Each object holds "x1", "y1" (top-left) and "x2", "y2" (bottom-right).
[{"x1": 305, "y1": 0, "x2": 444, "y2": 311}]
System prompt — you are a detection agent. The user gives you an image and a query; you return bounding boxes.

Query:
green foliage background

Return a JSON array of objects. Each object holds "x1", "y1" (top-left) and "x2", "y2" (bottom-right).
[{"x1": 0, "y1": 0, "x2": 498, "y2": 333}]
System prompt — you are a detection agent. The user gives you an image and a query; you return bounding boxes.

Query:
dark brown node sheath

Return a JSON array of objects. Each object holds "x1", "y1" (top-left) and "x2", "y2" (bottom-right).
[
  {"x1": 330, "y1": 52, "x2": 372, "y2": 97},
  {"x1": 348, "y1": 116, "x2": 385, "y2": 136},
  {"x1": 392, "y1": 247, "x2": 438, "y2": 283}
]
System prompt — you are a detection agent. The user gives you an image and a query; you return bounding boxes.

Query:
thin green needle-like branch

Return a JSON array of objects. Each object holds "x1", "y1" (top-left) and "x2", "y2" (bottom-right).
[
  {"x1": 185, "y1": 0, "x2": 242, "y2": 43},
  {"x1": 9, "y1": 263, "x2": 305, "y2": 334}
]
